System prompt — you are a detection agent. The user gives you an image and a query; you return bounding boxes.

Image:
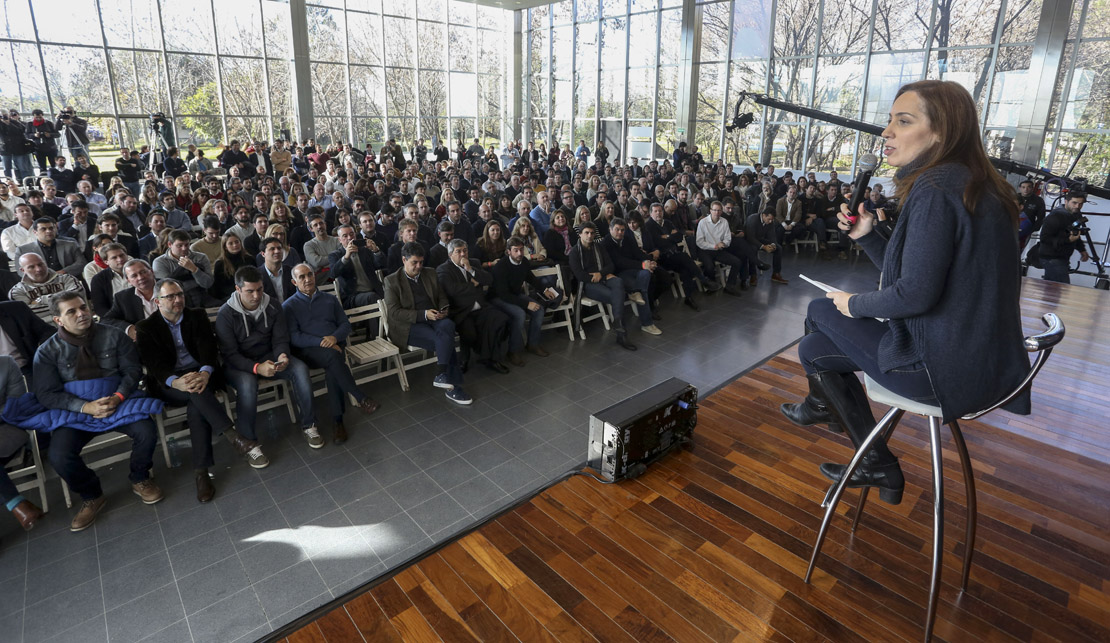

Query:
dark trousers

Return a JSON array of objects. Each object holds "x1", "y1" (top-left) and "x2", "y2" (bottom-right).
[
  {"x1": 295, "y1": 345, "x2": 365, "y2": 422},
  {"x1": 581, "y1": 277, "x2": 627, "y2": 330},
  {"x1": 225, "y1": 357, "x2": 317, "y2": 441},
  {"x1": 699, "y1": 247, "x2": 747, "y2": 285},
  {"x1": 159, "y1": 384, "x2": 233, "y2": 469},
  {"x1": 455, "y1": 307, "x2": 510, "y2": 362},
  {"x1": 1041, "y1": 257, "x2": 1071, "y2": 284},
  {"x1": 0, "y1": 424, "x2": 28, "y2": 505},
  {"x1": 825, "y1": 217, "x2": 851, "y2": 249},
  {"x1": 492, "y1": 287, "x2": 563, "y2": 351},
  {"x1": 659, "y1": 250, "x2": 702, "y2": 293},
  {"x1": 48, "y1": 419, "x2": 157, "y2": 501},
  {"x1": 407, "y1": 318, "x2": 462, "y2": 385},
  {"x1": 798, "y1": 298, "x2": 939, "y2": 406},
  {"x1": 32, "y1": 149, "x2": 56, "y2": 173}
]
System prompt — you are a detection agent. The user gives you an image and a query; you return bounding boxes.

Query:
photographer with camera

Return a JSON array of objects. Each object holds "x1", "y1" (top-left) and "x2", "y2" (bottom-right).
[
  {"x1": 54, "y1": 107, "x2": 90, "y2": 161},
  {"x1": 25, "y1": 109, "x2": 59, "y2": 175},
  {"x1": 1038, "y1": 192, "x2": 1090, "y2": 284},
  {"x1": 0, "y1": 109, "x2": 34, "y2": 183}
]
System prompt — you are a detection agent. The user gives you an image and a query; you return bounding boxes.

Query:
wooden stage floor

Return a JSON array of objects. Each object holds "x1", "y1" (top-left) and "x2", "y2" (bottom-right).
[{"x1": 275, "y1": 279, "x2": 1110, "y2": 642}]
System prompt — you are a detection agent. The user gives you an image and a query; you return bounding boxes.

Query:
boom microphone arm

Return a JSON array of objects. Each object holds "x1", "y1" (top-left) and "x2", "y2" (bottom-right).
[{"x1": 734, "y1": 91, "x2": 1110, "y2": 201}]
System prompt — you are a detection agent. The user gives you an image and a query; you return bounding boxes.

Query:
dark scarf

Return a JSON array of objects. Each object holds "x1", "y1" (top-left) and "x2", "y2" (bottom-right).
[{"x1": 57, "y1": 325, "x2": 103, "y2": 380}]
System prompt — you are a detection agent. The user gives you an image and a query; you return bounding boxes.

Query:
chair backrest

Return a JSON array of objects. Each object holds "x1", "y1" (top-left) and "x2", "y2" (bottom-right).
[
  {"x1": 346, "y1": 302, "x2": 384, "y2": 325},
  {"x1": 377, "y1": 295, "x2": 392, "y2": 335},
  {"x1": 962, "y1": 313, "x2": 1065, "y2": 420}
]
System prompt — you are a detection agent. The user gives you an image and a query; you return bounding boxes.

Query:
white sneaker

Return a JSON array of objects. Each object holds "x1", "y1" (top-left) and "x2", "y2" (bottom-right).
[
  {"x1": 642, "y1": 324, "x2": 663, "y2": 336},
  {"x1": 303, "y1": 426, "x2": 325, "y2": 449},
  {"x1": 246, "y1": 446, "x2": 270, "y2": 469},
  {"x1": 628, "y1": 292, "x2": 646, "y2": 305}
]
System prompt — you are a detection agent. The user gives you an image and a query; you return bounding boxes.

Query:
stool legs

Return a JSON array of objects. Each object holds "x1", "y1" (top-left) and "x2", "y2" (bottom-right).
[
  {"x1": 948, "y1": 419, "x2": 977, "y2": 592},
  {"x1": 806, "y1": 406, "x2": 903, "y2": 582},
  {"x1": 925, "y1": 416, "x2": 945, "y2": 642},
  {"x1": 851, "y1": 415, "x2": 904, "y2": 532}
]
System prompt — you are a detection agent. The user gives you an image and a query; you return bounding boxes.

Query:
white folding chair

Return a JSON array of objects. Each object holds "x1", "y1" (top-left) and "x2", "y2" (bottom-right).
[
  {"x1": 5, "y1": 431, "x2": 50, "y2": 513},
  {"x1": 531, "y1": 265, "x2": 575, "y2": 341},
  {"x1": 345, "y1": 302, "x2": 410, "y2": 392},
  {"x1": 59, "y1": 431, "x2": 136, "y2": 508}
]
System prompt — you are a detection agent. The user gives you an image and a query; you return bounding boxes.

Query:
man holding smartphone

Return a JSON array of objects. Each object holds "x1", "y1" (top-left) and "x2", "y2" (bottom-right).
[{"x1": 216, "y1": 266, "x2": 321, "y2": 467}]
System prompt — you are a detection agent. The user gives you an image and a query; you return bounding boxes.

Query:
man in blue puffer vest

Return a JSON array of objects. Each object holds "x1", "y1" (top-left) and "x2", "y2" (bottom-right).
[{"x1": 33, "y1": 292, "x2": 163, "y2": 532}]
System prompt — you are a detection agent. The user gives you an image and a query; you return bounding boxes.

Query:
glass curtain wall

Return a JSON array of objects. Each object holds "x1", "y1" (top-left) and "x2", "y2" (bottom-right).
[
  {"x1": 523, "y1": 0, "x2": 1105, "y2": 182},
  {"x1": 0, "y1": 0, "x2": 508, "y2": 155}
]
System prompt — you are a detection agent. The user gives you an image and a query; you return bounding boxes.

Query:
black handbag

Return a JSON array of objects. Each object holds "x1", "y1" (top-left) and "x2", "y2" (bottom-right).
[{"x1": 1025, "y1": 242, "x2": 1042, "y2": 269}]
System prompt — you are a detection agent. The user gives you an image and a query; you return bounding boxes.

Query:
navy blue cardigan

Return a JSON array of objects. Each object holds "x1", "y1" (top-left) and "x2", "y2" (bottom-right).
[{"x1": 848, "y1": 163, "x2": 1031, "y2": 422}]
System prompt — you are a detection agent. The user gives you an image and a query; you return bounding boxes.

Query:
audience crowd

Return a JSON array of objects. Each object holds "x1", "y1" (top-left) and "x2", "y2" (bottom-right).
[{"x1": 0, "y1": 122, "x2": 1053, "y2": 537}]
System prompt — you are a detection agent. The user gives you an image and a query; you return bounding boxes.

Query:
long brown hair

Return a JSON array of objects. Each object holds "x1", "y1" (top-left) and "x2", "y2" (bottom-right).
[{"x1": 892, "y1": 80, "x2": 1019, "y2": 226}]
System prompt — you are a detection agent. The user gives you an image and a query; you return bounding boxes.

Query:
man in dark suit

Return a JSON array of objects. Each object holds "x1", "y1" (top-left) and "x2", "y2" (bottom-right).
[
  {"x1": 329, "y1": 224, "x2": 384, "y2": 307},
  {"x1": 436, "y1": 239, "x2": 511, "y2": 374},
  {"x1": 603, "y1": 217, "x2": 673, "y2": 322},
  {"x1": 16, "y1": 217, "x2": 85, "y2": 281},
  {"x1": 88, "y1": 242, "x2": 130, "y2": 316},
  {"x1": 83, "y1": 212, "x2": 140, "y2": 260},
  {"x1": 259, "y1": 237, "x2": 296, "y2": 302},
  {"x1": 101, "y1": 259, "x2": 159, "y2": 339},
  {"x1": 135, "y1": 278, "x2": 244, "y2": 503},
  {"x1": 0, "y1": 300, "x2": 55, "y2": 378},
  {"x1": 57, "y1": 205, "x2": 97, "y2": 252},
  {"x1": 382, "y1": 242, "x2": 471, "y2": 405}
]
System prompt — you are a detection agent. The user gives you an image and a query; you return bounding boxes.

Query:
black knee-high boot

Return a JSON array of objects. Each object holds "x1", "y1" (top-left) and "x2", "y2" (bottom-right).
[
  {"x1": 817, "y1": 372, "x2": 905, "y2": 505},
  {"x1": 781, "y1": 371, "x2": 842, "y2": 433}
]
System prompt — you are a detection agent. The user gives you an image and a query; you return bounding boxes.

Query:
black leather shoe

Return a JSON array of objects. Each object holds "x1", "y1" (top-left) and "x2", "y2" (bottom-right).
[
  {"x1": 819, "y1": 460, "x2": 905, "y2": 505},
  {"x1": 333, "y1": 421, "x2": 348, "y2": 444},
  {"x1": 616, "y1": 332, "x2": 637, "y2": 351},
  {"x1": 196, "y1": 471, "x2": 215, "y2": 503},
  {"x1": 485, "y1": 360, "x2": 510, "y2": 374},
  {"x1": 703, "y1": 281, "x2": 722, "y2": 293},
  {"x1": 684, "y1": 296, "x2": 700, "y2": 311},
  {"x1": 780, "y1": 395, "x2": 840, "y2": 432},
  {"x1": 757, "y1": 261, "x2": 771, "y2": 271}
]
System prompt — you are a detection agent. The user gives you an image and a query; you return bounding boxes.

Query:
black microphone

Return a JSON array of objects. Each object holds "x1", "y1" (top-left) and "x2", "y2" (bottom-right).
[{"x1": 845, "y1": 153, "x2": 880, "y2": 223}]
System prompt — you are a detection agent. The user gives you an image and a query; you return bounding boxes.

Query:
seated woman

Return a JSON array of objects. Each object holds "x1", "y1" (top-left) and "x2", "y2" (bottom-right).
[
  {"x1": 542, "y1": 210, "x2": 574, "y2": 269},
  {"x1": 511, "y1": 217, "x2": 551, "y2": 267},
  {"x1": 254, "y1": 223, "x2": 303, "y2": 268},
  {"x1": 210, "y1": 232, "x2": 251, "y2": 300},
  {"x1": 476, "y1": 220, "x2": 506, "y2": 270},
  {"x1": 781, "y1": 80, "x2": 1031, "y2": 505}
]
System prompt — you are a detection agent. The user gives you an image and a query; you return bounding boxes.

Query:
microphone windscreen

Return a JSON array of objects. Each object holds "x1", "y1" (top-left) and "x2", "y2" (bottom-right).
[{"x1": 857, "y1": 153, "x2": 880, "y2": 173}]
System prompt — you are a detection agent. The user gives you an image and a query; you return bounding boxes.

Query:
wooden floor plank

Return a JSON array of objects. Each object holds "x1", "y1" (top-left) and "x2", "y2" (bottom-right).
[{"x1": 292, "y1": 279, "x2": 1110, "y2": 642}]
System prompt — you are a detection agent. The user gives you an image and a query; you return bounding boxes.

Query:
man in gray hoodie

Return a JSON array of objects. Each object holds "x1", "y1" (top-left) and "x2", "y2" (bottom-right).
[
  {"x1": 215, "y1": 265, "x2": 317, "y2": 469},
  {"x1": 9, "y1": 252, "x2": 84, "y2": 321}
]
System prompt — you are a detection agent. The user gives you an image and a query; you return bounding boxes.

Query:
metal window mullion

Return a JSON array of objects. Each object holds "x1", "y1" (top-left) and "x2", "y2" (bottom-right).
[
  {"x1": 719, "y1": 0, "x2": 735, "y2": 163},
  {"x1": 760, "y1": 0, "x2": 778, "y2": 164},
  {"x1": 622, "y1": 0, "x2": 631, "y2": 164},
  {"x1": 980, "y1": 0, "x2": 1009, "y2": 134},
  {"x1": 153, "y1": 0, "x2": 177, "y2": 148},
  {"x1": 25, "y1": 0, "x2": 54, "y2": 113},
  {"x1": 1047, "y1": 0, "x2": 1087, "y2": 170},
  {"x1": 379, "y1": 11, "x2": 389, "y2": 141},
  {"x1": 802, "y1": 0, "x2": 825, "y2": 173},
  {"x1": 412, "y1": 15, "x2": 421, "y2": 142},
  {"x1": 594, "y1": 17, "x2": 601, "y2": 146},
  {"x1": 922, "y1": 0, "x2": 939, "y2": 77},
  {"x1": 258, "y1": 0, "x2": 274, "y2": 140},
  {"x1": 853, "y1": 0, "x2": 880, "y2": 179},
  {"x1": 474, "y1": 9, "x2": 480, "y2": 140},
  {"x1": 208, "y1": 0, "x2": 228, "y2": 142},
  {"x1": 651, "y1": 2, "x2": 662, "y2": 159},
  {"x1": 93, "y1": 0, "x2": 124, "y2": 153}
]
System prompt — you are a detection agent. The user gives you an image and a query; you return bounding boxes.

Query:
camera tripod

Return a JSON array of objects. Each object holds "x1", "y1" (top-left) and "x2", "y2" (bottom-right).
[{"x1": 147, "y1": 123, "x2": 173, "y2": 173}]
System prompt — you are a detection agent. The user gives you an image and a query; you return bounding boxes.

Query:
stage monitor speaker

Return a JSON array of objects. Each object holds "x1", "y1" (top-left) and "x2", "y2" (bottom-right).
[{"x1": 587, "y1": 378, "x2": 698, "y2": 482}]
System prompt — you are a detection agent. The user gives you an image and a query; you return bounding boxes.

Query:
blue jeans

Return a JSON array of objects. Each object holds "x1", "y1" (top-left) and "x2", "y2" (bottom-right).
[
  {"x1": 407, "y1": 318, "x2": 462, "y2": 385},
  {"x1": 226, "y1": 357, "x2": 317, "y2": 441},
  {"x1": 581, "y1": 277, "x2": 627, "y2": 331},
  {"x1": 48, "y1": 420, "x2": 157, "y2": 501},
  {"x1": 1041, "y1": 257, "x2": 1071, "y2": 284},
  {"x1": 616, "y1": 269, "x2": 654, "y2": 325},
  {"x1": 159, "y1": 384, "x2": 233, "y2": 469},
  {"x1": 1, "y1": 154, "x2": 33, "y2": 182},
  {"x1": 294, "y1": 346, "x2": 365, "y2": 422},
  {"x1": 798, "y1": 298, "x2": 939, "y2": 406}
]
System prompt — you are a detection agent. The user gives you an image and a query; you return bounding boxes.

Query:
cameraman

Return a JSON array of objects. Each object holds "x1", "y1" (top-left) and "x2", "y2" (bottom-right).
[
  {"x1": 54, "y1": 106, "x2": 90, "y2": 161},
  {"x1": 1039, "y1": 192, "x2": 1090, "y2": 284},
  {"x1": 25, "y1": 109, "x2": 59, "y2": 175},
  {"x1": 0, "y1": 110, "x2": 33, "y2": 183}
]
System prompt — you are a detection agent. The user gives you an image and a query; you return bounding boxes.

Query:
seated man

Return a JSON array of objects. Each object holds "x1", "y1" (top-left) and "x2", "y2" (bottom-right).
[
  {"x1": 0, "y1": 355, "x2": 43, "y2": 531},
  {"x1": 135, "y1": 279, "x2": 246, "y2": 503},
  {"x1": 34, "y1": 293, "x2": 162, "y2": 531},
  {"x1": 383, "y1": 242, "x2": 472, "y2": 405},
  {"x1": 602, "y1": 218, "x2": 663, "y2": 335},
  {"x1": 745, "y1": 207, "x2": 789, "y2": 286},
  {"x1": 643, "y1": 202, "x2": 719, "y2": 310},
  {"x1": 152, "y1": 230, "x2": 215, "y2": 308},
  {"x1": 491, "y1": 236, "x2": 564, "y2": 364},
  {"x1": 303, "y1": 214, "x2": 340, "y2": 272},
  {"x1": 385, "y1": 219, "x2": 428, "y2": 274},
  {"x1": 259, "y1": 236, "x2": 296, "y2": 303},
  {"x1": 568, "y1": 222, "x2": 637, "y2": 351},
  {"x1": 283, "y1": 263, "x2": 381, "y2": 445},
  {"x1": 17, "y1": 217, "x2": 85, "y2": 280},
  {"x1": 88, "y1": 242, "x2": 130, "y2": 316},
  {"x1": 9, "y1": 252, "x2": 85, "y2": 322},
  {"x1": 0, "y1": 300, "x2": 55, "y2": 379},
  {"x1": 217, "y1": 266, "x2": 319, "y2": 468},
  {"x1": 426, "y1": 220, "x2": 454, "y2": 268},
  {"x1": 138, "y1": 210, "x2": 166, "y2": 261},
  {"x1": 157, "y1": 192, "x2": 192, "y2": 230},
  {"x1": 695, "y1": 200, "x2": 748, "y2": 296},
  {"x1": 436, "y1": 239, "x2": 512, "y2": 374},
  {"x1": 86, "y1": 212, "x2": 140, "y2": 263},
  {"x1": 101, "y1": 259, "x2": 159, "y2": 339},
  {"x1": 329, "y1": 224, "x2": 384, "y2": 309}
]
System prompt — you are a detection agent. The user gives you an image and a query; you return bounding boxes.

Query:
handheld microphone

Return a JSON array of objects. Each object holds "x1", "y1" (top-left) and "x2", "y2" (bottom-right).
[{"x1": 845, "y1": 153, "x2": 880, "y2": 224}]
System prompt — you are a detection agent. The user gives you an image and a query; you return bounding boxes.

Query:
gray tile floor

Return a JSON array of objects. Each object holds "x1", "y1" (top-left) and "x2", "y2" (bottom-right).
[{"x1": 0, "y1": 252, "x2": 879, "y2": 643}]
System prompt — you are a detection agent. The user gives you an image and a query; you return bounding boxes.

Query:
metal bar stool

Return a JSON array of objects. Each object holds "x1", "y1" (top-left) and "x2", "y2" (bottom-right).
[{"x1": 804, "y1": 313, "x2": 1065, "y2": 642}]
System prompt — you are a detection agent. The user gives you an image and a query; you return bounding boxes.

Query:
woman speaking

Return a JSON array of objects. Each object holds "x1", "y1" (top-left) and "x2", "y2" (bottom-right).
[{"x1": 781, "y1": 80, "x2": 1030, "y2": 505}]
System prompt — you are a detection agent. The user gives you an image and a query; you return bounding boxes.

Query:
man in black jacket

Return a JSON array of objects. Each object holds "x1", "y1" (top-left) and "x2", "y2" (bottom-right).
[
  {"x1": 101, "y1": 259, "x2": 159, "y2": 339},
  {"x1": 0, "y1": 300, "x2": 54, "y2": 379},
  {"x1": 136, "y1": 279, "x2": 247, "y2": 503},
  {"x1": 1038, "y1": 192, "x2": 1090, "y2": 284},
  {"x1": 216, "y1": 266, "x2": 317, "y2": 469},
  {"x1": 436, "y1": 239, "x2": 512, "y2": 374},
  {"x1": 744, "y1": 208, "x2": 789, "y2": 285},
  {"x1": 329, "y1": 224, "x2": 384, "y2": 308},
  {"x1": 88, "y1": 242, "x2": 130, "y2": 316},
  {"x1": 490, "y1": 236, "x2": 562, "y2": 365},
  {"x1": 1018, "y1": 180, "x2": 1046, "y2": 250},
  {"x1": 601, "y1": 218, "x2": 663, "y2": 335},
  {"x1": 643, "y1": 203, "x2": 718, "y2": 309},
  {"x1": 568, "y1": 222, "x2": 636, "y2": 351}
]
